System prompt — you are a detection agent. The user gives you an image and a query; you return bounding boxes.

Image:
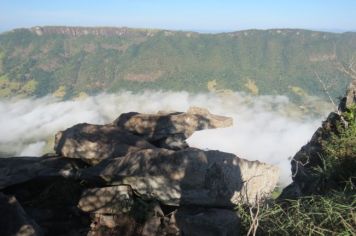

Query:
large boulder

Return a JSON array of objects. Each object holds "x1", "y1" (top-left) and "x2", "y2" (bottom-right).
[
  {"x1": 79, "y1": 148, "x2": 279, "y2": 206},
  {"x1": 0, "y1": 155, "x2": 84, "y2": 190},
  {"x1": 54, "y1": 123, "x2": 155, "y2": 165},
  {"x1": 113, "y1": 107, "x2": 233, "y2": 150}
]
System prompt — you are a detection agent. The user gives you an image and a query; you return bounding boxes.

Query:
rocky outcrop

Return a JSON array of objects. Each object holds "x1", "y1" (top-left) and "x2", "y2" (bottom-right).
[
  {"x1": 54, "y1": 123, "x2": 155, "y2": 165},
  {"x1": 1, "y1": 107, "x2": 279, "y2": 235},
  {"x1": 114, "y1": 107, "x2": 233, "y2": 150},
  {"x1": 78, "y1": 185, "x2": 134, "y2": 214},
  {"x1": 0, "y1": 155, "x2": 85, "y2": 190},
  {"x1": 80, "y1": 148, "x2": 278, "y2": 206},
  {"x1": 281, "y1": 80, "x2": 356, "y2": 198},
  {"x1": 339, "y1": 79, "x2": 356, "y2": 112}
]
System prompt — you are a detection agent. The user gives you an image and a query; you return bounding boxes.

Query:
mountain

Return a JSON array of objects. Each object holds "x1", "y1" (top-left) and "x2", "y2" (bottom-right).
[{"x1": 1, "y1": 26, "x2": 356, "y2": 101}]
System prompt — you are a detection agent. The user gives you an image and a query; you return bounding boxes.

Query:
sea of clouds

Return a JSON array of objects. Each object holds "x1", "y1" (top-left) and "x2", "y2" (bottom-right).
[{"x1": 0, "y1": 91, "x2": 329, "y2": 186}]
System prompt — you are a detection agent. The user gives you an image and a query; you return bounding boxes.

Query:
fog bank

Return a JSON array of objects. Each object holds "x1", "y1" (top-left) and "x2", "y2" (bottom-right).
[{"x1": 0, "y1": 91, "x2": 328, "y2": 186}]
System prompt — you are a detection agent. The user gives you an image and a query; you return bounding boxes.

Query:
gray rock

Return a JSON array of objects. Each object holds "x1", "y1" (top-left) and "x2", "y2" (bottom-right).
[
  {"x1": 141, "y1": 203, "x2": 165, "y2": 236},
  {"x1": 78, "y1": 185, "x2": 134, "y2": 214},
  {"x1": 175, "y1": 207, "x2": 240, "y2": 236},
  {"x1": 0, "y1": 193, "x2": 42, "y2": 236},
  {"x1": 339, "y1": 79, "x2": 356, "y2": 111},
  {"x1": 80, "y1": 148, "x2": 279, "y2": 206},
  {"x1": 54, "y1": 123, "x2": 155, "y2": 165},
  {"x1": 113, "y1": 107, "x2": 233, "y2": 149},
  {"x1": 0, "y1": 156, "x2": 83, "y2": 190}
]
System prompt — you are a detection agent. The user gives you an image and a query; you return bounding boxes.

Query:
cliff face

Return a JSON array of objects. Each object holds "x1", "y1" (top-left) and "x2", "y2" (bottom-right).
[{"x1": 30, "y1": 26, "x2": 158, "y2": 37}]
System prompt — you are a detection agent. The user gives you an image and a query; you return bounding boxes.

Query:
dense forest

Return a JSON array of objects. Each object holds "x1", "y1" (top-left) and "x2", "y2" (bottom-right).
[{"x1": 0, "y1": 26, "x2": 356, "y2": 102}]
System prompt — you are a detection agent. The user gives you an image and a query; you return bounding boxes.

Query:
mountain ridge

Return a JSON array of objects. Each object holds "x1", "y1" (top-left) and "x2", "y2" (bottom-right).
[
  {"x1": 1, "y1": 26, "x2": 356, "y2": 101},
  {"x1": 2, "y1": 26, "x2": 355, "y2": 36}
]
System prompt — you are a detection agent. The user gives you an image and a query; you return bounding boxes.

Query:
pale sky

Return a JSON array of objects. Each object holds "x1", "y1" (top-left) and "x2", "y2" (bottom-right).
[{"x1": 1, "y1": 0, "x2": 356, "y2": 33}]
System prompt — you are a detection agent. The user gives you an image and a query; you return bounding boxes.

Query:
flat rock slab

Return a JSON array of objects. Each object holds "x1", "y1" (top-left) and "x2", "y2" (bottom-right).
[
  {"x1": 54, "y1": 123, "x2": 155, "y2": 165},
  {"x1": 0, "y1": 156, "x2": 83, "y2": 190},
  {"x1": 78, "y1": 185, "x2": 134, "y2": 214},
  {"x1": 80, "y1": 148, "x2": 279, "y2": 206},
  {"x1": 113, "y1": 107, "x2": 233, "y2": 149}
]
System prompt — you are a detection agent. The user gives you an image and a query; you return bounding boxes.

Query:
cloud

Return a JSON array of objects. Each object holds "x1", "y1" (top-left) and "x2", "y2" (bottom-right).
[{"x1": 0, "y1": 91, "x2": 328, "y2": 186}]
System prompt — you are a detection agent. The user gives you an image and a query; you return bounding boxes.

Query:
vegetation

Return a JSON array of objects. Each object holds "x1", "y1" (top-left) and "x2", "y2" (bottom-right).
[
  {"x1": 238, "y1": 106, "x2": 356, "y2": 235},
  {"x1": 238, "y1": 190, "x2": 355, "y2": 235},
  {"x1": 0, "y1": 27, "x2": 355, "y2": 102},
  {"x1": 317, "y1": 105, "x2": 356, "y2": 192}
]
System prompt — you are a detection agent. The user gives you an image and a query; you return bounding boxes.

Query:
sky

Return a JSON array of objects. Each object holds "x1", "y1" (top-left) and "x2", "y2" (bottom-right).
[{"x1": 1, "y1": 0, "x2": 356, "y2": 33}]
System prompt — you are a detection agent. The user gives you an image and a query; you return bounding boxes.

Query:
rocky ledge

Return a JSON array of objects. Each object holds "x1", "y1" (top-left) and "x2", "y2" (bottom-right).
[{"x1": 0, "y1": 107, "x2": 279, "y2": 236}]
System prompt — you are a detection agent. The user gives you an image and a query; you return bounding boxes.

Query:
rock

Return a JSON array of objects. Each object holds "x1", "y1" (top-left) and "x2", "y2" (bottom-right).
[
  {"x1": 0, "y1": 106, "x2": 280, "y2": 235},
  {"x1": 80, "y1": 148, "x2": 279, "y2": 206},
  {"x1": 0, "y1": 156, "x2": 85, "y2": 190},
  {"x1": 345, "y1": 80, "x2": 356, "y2": 108},
  {"x1": 78, "y1": 185, "x2": 134, "y2": 214},
  {"x1": 87, "y1": 213, "x2": 138, "y2": 235},
  {"x1": 0, "y1": 193, "x2": 42, "y2": 236},
  {"x1": 175, "y1": 207, "x2": 240, "y2": 236},
  {"x1": 339, "y1": 79, "x2": 356, "y2": 112},
  {"x1": 113, "y1": 107, "x2": 233, "y2": 149},
  {"x1": 54, "y1": 123, "x2": 155, "y2": 165},
  {"x1": 142, "y1": 216, "x2": 161, "y2": 236},
  {"x1": 141, "y1": 203, "x2": 165, "y2": 236}
]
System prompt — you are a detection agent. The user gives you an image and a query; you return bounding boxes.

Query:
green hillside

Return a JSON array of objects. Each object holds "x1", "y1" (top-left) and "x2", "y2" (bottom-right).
[{"x1": 0, "y1": 26, "x2": 356, "y2": 101}]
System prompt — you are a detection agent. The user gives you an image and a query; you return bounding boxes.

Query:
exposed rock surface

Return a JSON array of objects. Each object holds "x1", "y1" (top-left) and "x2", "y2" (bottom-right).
[
  {"x1": 30, "y1": 26, "x2": 154, "y2": 37},
  {"x1": 78, "y1": 185, "x2": 134, "y2": 214},
  {"x1": 1, "y1": 107, "x2": 278, "y2": 235},
  {"x1": 114, "y1": 107, "x2": 233, "y2": 150},
  {"x1": 80, "y1": 148, "x2": 279, "y2": 206},
  {"x1": 339, "y1": 79, "x2": 356, "y2": 112},
  {"x1": 0, "y1": 155, "x2": 85, "y2": 190},
  {"x1": 54, "y1": 123, "x2": 155, "y2": 165}
]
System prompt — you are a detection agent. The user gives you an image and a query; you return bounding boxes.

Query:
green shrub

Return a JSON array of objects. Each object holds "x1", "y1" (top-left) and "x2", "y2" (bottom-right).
[{"x1": 317, "y1": 106, "x2": 356, "y2": 191}]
